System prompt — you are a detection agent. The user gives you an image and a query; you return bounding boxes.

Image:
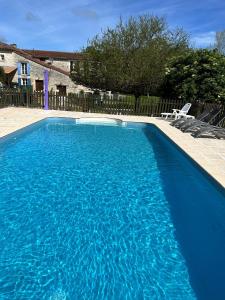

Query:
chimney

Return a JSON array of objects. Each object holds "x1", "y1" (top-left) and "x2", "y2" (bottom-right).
[{"x1": 10, "y1": 43, "x2": 17, "y2": 48}]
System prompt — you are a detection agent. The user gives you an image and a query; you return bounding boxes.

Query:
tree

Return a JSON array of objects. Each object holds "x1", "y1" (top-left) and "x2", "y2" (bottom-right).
[
  {"x1": 71, "y1": 15, "x2": 189, "y2": 106},
  {"x1": 215, "y1": 31, "x2": 225, "y2": 54},
  {"x1": 163, "y1": 49, "x2": 225, "y2": 103},
  {"x1": 0, "y1": 66, "x2": 5, "y2": 84}
]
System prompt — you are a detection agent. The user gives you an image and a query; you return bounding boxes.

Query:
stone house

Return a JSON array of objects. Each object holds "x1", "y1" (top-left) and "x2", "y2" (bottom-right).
[{"x1": 0, "y1": 42, "x2": 90, "y2": 94}]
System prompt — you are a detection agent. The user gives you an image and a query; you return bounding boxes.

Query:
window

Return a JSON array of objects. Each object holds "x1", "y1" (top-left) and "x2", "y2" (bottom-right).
[
  {"x1": 21, "y1": 78, "x2": 28, "y2": 86},
  {"x1": 70, "y1": 61, "x2": 75, "y2": 71},
  {"x1": 70, "y1": 60, "x2": 84, "y2": 73},
  {"x1": 70, "y1": 60, "x2": 81, "y2": 72},
  {"x1": 57, "y1": 85, "x2": 67, "y2": 95},
  {"x1": 0, "y1": 54, "x2": 4, "y2": 60},
  {"x1": 21, "y1": 63, "x2": 28, "y2": 75}
]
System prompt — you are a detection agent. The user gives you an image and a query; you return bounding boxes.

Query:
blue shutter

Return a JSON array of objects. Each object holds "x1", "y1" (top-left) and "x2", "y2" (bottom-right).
[
  {"x1": 27, "y1": 63, "x2": 30, "y2": 76},
  {"x1": 17, "y1": 62, "x2": 21, "y2": 86},
  {"x1": 27, "y1": 63, "x2": 31, "y2": 85}
]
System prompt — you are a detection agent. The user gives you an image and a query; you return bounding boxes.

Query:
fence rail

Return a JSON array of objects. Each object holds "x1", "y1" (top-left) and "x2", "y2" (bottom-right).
[{"x1": 0, "y1": 90, "x2": 224, "y2": 122}]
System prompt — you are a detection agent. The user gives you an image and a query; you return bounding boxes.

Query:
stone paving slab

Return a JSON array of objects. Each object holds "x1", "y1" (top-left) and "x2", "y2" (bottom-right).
[{"x1": 0, "y1": 107, "x2": 224, "y2": 189}]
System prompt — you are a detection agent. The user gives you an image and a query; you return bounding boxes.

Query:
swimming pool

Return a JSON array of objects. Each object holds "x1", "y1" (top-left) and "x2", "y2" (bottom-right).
[{"x1": 0, "y1": 118, "x2": 224, "y2": 299}]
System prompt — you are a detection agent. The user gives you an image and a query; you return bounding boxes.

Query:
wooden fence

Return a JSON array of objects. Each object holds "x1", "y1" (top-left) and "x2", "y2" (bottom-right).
[
  {"x1": 0, "y1": 90, "x2": 223, "y2": 121},
  {"x1": 0, "y1": 90, "x2": 186, "y2": 116}
]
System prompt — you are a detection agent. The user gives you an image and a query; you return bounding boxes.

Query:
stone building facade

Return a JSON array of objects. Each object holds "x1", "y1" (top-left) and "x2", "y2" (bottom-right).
[{"x1": 0, "y1": 43, "x2": 90, "y2": 94}]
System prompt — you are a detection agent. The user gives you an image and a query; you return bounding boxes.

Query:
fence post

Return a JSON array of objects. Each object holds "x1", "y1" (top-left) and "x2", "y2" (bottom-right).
[
  {"x1": 134, "y1": 96, "x2": 140, "y2": 113},
  {"x1": 44, "y1": 70, "x2": 49, "y2": 110},
  {"x1": 82, "y1": 94, "x2": 88, "y2": 112}
]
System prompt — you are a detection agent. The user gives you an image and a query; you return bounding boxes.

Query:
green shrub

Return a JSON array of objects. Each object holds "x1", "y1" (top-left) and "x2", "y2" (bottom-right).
[{"x1": 163, "y1": 49, "x2": 225, "y2": 103}]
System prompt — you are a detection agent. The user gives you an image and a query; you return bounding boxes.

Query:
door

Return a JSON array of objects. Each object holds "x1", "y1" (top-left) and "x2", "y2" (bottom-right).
[
  {"x1": 36, "y1": 80, "x2": 44, "y2": 91},
  {"x1": 57, "y1": 85, "x2": 67, "y2": 95}
]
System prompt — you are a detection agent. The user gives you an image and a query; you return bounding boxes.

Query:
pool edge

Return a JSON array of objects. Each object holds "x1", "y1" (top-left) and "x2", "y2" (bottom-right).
[{"x1": 0, "y1": 109, "x2": 224, "y2": 189}]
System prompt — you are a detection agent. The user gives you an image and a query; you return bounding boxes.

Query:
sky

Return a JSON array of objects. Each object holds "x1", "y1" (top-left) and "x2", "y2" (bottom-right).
[{"x1": 0, "y1": 0, "x2": 224, "y2": 52}]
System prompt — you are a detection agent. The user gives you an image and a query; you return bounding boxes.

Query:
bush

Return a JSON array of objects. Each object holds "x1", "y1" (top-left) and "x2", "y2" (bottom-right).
[{"x1": 162, "y1": 49, "x2": 225, "y2": 103}]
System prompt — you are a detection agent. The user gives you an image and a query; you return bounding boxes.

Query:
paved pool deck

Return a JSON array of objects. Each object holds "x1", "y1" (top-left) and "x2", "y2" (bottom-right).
[{"x1": 0, "y1": 107, "x2": 225, "y2": 189}]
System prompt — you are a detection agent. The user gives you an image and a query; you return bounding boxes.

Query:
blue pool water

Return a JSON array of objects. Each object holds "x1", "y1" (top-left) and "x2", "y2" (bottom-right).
[{"x1": 0, "y1": 118, "x2": 225, "y2": 300}]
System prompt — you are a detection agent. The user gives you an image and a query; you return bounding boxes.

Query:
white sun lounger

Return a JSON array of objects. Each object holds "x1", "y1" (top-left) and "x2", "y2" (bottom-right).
[{"x1": 161, "y1": 103, "x2": 192, "y2": 120}]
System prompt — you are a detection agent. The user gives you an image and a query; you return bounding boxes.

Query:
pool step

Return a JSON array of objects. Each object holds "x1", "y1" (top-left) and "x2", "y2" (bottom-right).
[{"x1": 76, "y1": 117, "x2": 126, "y2": 126}]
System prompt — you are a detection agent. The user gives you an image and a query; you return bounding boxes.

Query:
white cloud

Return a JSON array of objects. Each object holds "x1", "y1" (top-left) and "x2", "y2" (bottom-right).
[
  {"x1": 0, "y1": 34, "x2": 7, "y2": 43},
  {"x1": 72, "y1": 7, "x2": 99, "y2": 20},
  {"x1": 191, "y1": 31, "x2": 216, "y2": 48}
]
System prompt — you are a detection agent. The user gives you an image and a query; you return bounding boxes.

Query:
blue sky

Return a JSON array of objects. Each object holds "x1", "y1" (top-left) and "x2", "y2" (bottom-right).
[{"x1": 0, "y1": 0, "x2": 224, "y2": 51}]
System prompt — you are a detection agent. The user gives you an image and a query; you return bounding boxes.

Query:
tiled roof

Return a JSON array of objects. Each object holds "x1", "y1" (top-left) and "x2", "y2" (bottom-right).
[
  {"x1": 0, "y1": 42, "x2": 14, "y2": 51},
  {"x1": 2, "y1": 66, "x2": 17, "y2": 74},
  {"x1": 22, "y1": 49, "x2": 84, "y2": 61}
]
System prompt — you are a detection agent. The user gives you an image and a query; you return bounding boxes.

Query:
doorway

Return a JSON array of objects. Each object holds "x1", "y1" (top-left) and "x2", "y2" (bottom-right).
[
  {"x1": 57, "y1": 85, "x2": 67, "y2": 95},
  {"x1": 35, "y1": 80, "x2": 44, "y2": 91}
]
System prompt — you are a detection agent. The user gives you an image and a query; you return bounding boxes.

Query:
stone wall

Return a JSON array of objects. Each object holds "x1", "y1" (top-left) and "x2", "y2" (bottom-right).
[
  {"x1": 0, "y1": 49, "x2": 16, "y2": 67},
  {"x1": 46, "y1": 59, "x2": 71, "y2": 73}
]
